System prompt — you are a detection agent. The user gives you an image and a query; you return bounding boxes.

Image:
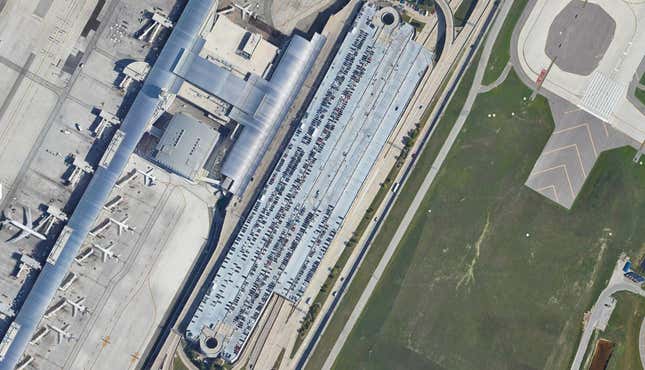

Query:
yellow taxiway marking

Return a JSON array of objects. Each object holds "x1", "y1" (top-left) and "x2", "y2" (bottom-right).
[
  {"x1": 537, "y1": 185, "x2": 559, "y2": 203},
  {"x1": 101, "y1": 336, "x2": 111, "y2": 348},
  {"x1": 542, "y1": 143, "x2": 587, "y2": 177},
  {"x1": 529, "y1": 164, "x2": 575, "y2": 198},
  {"x1": 130, "y1": 352, "x2": 141, "y2": 366}
]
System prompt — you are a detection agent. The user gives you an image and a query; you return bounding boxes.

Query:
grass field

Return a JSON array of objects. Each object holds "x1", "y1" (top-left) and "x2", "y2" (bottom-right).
[
  {"x1": 600, "y1": 292, "x2": 645, "y2": 370},
  {"x1": 173, "y1": 356, "x2": 190, "y2": 370},
  {"x1": 636, "y1": 87, "x2": 645, "y2": 106},
  {"x1": 303, "y1": 36, "x2": 486, "y2": 370},
  {"x1": 481, "y1": 0, "x2": 528, "y2": 85},
  {"x1": 327, "y1": 69, "x2": 645, "y2": 370},
  {"x1": 453, "y1": 0, "x2": 477, "y2": 27}
]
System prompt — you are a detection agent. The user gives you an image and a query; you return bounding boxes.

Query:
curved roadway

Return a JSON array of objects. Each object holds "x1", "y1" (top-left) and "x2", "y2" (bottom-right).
[
  {"x1": 435, "y1": 0, "x2": 456, "y2": 44},
  {"x1": 316, "y1": 1, "x2": 513, "y2": 369}
]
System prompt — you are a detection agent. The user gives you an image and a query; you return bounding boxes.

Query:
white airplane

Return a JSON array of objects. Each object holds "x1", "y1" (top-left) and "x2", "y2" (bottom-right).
[
  {"x1": 48, "y1": 324, "x2": 74, "y2": 344},
  {"x1": 45, "y1": 297, "x2": 88, "y2": 319},
  {"x1": 136, "y1": 168, "x2": 157, "y2": 186},
  {"x1": 109, "y1": 216, "x2": 135, "y2": 236},
  {"x1": 91, "y1": 242, "x2": 119, "y2": 262},
  {"x1": 66, "y1": 297, "x2": 88, "y2": 317},
  {"x1": 1, "y1": 207, "x2": 47, "y2": 243},
  {"x1": 234, "y1": 3, "x2": 255, "y2": 20}
]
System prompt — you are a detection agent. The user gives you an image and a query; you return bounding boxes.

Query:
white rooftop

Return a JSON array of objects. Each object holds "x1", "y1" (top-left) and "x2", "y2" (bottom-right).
[{"x1": 200, "y1": 15, "x2": 277, "y2": 78}]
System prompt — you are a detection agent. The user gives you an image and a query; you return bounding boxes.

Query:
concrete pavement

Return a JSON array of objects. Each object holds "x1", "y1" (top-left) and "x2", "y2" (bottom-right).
[
  {"x1": 435, "y1": 0, "x2": 455, "y2": 44},
  {"x1": 515, "y1": 0, "x2": 645, "y2": 144},
  {"x1": 317, "y1": 1, "x2": 513, "y2": 369}
]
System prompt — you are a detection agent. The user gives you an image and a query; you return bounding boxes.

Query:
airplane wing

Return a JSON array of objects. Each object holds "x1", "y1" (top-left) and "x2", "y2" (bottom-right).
[{"x1": 7, "y1": 231, "x2": 28, "y2": 244}]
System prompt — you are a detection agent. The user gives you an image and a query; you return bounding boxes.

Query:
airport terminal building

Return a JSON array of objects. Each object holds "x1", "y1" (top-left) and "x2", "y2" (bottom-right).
[
  {"x1": 185, "y1": 4, "x2": 433, "y2": 362},
  {"x1": 0, "y1": 0, "x2": 323, "y2": 367}
]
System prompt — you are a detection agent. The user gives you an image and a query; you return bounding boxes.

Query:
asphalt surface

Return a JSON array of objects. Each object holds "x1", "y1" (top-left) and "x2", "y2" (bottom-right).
[
  {"x1": 313, "y1": 1, "x2": 512, "y2": 369},
  {"x1": 140, "y1": 205, "x2": 226, "y2": 369},
  {"x1": 436, "y1": 0, "x2": 455, "y2": 44},
  {"x1": 545, "y1": 1, "x2": 614, "y2": 76}
]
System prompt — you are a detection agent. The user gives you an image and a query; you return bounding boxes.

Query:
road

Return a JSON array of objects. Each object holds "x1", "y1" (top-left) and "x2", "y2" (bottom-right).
[
  {"x1": 435, "y1": 0, "x2": 455, "y2": 45},
  {"x1": 315, "y1": 1, "x2": 514, "y2": 369}
]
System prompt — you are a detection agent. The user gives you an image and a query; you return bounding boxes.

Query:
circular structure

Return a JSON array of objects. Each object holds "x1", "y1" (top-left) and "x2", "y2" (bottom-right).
[
  {"x1": 381, "y1": 12, "x2": 395, "y2": 25},
  {"x1": 198, "y1": 327, "x2": 223, "y2": 358},
  {"x1": 205, "y1": 337, "x2": 218, "y2": 349},
  {"x1": 545, "y1": 1, "x2": 615, "y2": 76},
  {"x1": 373, "y1": 6, "x2": 400, "y2": 29}
]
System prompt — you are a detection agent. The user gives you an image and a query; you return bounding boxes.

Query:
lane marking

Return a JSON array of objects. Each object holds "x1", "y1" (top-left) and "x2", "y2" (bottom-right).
[
  {"x1": 541, "y1": 143, "x2": 586, "y2": 177},
  {"x1": 537, "y1": 184, "x2": 559, "y2": 203},
  {"x1": 529, "y1": 164, "x2": 575, "y2": 199}
]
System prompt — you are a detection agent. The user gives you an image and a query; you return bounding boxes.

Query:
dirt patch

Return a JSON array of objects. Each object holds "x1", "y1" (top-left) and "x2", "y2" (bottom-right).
[
  {"x1": 456, "y1": 213, "x2": 491, "y2": 290},
  {"x1": 589, "y1": 338, "x2": 614, "y2": 370}
]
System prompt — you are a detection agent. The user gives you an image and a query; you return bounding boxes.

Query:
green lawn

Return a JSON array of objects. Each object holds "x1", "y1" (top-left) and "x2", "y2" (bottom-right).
[
  {"x1": 173, "y1": 356, "x2": 190, "y2": 370},
  {"x1": 599, "y1": 292, "x2": 645, "y2": 370},
  {"x1": 481, "y1": 0, "x2": 528, "y2": 86},
  {"x1": 402, "y1": 13, "x2": 426, "y2": 34},
  {"x1": 453, "y1": 0, "x2": 477, "y2": 28},
  {"x1": 636, "y1": 87, "x2": 645, "y2": 106},
  {"x1": 304, "y1": 43, "x2": 485, "y2": 370},
  {"x1": 327, "y1": 70, "x2": 645, "y2": 370}
]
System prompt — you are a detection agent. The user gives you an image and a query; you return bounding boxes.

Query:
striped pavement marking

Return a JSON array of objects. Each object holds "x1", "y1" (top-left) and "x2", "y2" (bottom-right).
[{"x1": 526, "y1": 121, "x2": 606, "y2": 209}]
